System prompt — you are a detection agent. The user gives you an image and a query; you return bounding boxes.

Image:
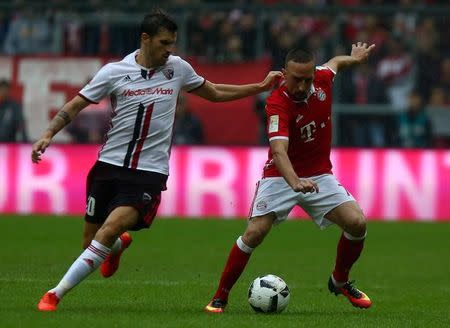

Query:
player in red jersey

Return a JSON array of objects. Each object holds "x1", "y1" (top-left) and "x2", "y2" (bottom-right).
[{"x1": 205, "y1": 42, "x2": 376, "y2": 313}]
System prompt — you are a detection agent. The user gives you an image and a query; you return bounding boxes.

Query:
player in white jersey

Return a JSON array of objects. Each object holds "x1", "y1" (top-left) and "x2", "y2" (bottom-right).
[{"x1": 33, "y1": 10, "x2": 282, "y2": 312}]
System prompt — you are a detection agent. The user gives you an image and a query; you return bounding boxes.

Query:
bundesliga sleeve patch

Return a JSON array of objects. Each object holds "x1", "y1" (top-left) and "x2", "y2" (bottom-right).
[{"x1": 269, "y1": 115, "x2": 279, "y2": 133}]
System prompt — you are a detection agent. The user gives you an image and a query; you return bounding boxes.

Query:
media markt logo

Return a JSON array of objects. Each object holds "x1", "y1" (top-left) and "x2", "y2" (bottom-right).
[{"x1": 122, "y1": 87, "x2": 173, "y2": 97}]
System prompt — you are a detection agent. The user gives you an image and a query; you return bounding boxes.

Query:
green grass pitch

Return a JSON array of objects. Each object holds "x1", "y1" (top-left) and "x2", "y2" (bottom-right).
[{"x1": 1, "y1": 215, "x2": 449, "y2": 327}]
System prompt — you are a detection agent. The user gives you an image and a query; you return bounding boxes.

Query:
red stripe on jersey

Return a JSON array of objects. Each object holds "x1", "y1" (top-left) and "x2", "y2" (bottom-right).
[{"x1": 131, "y1": 103, "x2": 154, "y2": 169}]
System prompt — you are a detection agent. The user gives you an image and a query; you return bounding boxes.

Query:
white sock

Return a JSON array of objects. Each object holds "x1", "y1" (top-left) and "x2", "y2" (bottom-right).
[
  {"x1": 50, "y1": 240, "x2": 110, "y2": 299},
  {"x1": 236, "y1": 236, "x2": 254, "y2": 254},
  {"x1": 331, "y1": 274, "x2": 346, "y2": 288},
  {"x1": 343, "y1": 231, "x2": 367, "y2": 241},
  {"x1": 110, "y1": 237, "x2": 123, "y2": 254}
]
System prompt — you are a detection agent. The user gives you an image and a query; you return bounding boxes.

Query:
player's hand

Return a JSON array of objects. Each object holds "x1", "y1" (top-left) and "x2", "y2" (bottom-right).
[
  {"x1": 350, "y1": 42, "x2": 376, "y2": 63},
  {"x1": 31, "y1": 135, "x2": 52, "y2": 163},
  {"x1": 259, "y1": 71, "x2": 283, "y2": 91},
  {"x1": 292, "y1": 178, "x2": 319, "y2": 194}
]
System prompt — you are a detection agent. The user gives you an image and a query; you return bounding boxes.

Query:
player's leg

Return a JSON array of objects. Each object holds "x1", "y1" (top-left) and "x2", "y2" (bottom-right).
[
  {"x1": 205, "y1": 213, "x2": 275, "y2": 313},
  {"x1": 83, "y1": 219, "x2": 132, "y2": 274},
  {"x1": 99, "y1": 184, "x2": 161, "y2": 278},
  {"x1": 298, "y1": 174, "x2": 371, "y2": 308},
  {"x1": 99, "y1": 231, "x2": 133, "y2": 278},
  {"x1": 82, "y1": 222, "x2": 102, "y2": 249},
  {"x1": 82, "y1": 220, "x2": 132, "y2": 277},
  {"x1": 37, "y1": 162, "x2": 110, "y2": 311},
  {"x1": 325, "y1": 200, "x2": 371, "y2": 308},
  {"x1": 206, "y1": 177, "x2": 297, "y2": 313},
  {"x1": 37, "y1": 206, "x2": 139, "y2": 312}
]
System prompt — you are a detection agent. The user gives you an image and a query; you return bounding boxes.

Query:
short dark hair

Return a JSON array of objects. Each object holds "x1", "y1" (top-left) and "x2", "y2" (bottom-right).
[
  {"x1": 140, "y1": 10, "x2": 177, "y2": 37},
  {"x1": 285, "y1": 48, "x2": 314, "y2": 67}
]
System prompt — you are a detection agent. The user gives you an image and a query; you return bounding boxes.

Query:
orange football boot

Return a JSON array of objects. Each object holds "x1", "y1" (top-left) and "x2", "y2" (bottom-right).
[
  {"x1": 204, "y1": 298, "x2": 227, "y2": 313},
  {"x1": 100, "y1": 232, "x2": 132, "y2": 278},
  {"x1": 37, "y1": 292, "x2": 60, "y2": 311},
  {"x1": 328, "y1": 277, "x2": 372, "y2": 309}
]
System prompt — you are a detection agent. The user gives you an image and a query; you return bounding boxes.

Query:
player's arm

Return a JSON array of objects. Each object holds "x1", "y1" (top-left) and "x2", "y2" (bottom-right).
[
  {"x1": 31, "y1": 95, "x2": 90, "y2": 163},
  {"x1": 270, "y1": 139, "x2": 319, "y2": 194},
  {"x1": 325, "y1": 42, "x2": 375, "y2": 73},
  {"x1": 191, "y1": 71, "x2": 282, "y2": 102}
]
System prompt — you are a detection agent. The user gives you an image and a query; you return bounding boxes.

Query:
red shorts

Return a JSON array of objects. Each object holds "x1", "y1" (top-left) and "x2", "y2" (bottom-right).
[{"x1": 85, "y1": 161, "x2": 167, "y2": 230}]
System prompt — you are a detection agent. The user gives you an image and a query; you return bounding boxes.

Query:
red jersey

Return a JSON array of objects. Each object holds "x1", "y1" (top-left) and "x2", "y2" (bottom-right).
[{"x1": 263, "y1": 66, "x2": 336, "y2": 178}]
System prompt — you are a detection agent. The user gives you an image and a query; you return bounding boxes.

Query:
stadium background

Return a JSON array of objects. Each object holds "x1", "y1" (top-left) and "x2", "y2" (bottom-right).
[
  {"x1": 0, "y1": 0, "x2": 449, "y2": 220},
  {"x1": 0, "y1": 1, "x2": 449, "y2": 327}
]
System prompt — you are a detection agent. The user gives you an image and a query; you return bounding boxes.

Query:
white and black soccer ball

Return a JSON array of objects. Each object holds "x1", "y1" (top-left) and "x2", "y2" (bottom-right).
[{"x1": 248, "y1": 274, "x2": 290, "y2": 313}]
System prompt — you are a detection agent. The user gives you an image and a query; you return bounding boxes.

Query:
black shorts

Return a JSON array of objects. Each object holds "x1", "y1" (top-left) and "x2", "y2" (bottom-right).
[{"x1": 84, "y1": 161, "x2": 168, "y2": 231}]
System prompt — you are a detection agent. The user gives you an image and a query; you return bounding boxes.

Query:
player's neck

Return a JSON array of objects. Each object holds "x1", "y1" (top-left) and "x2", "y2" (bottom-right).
[{"x1": 136, "y1": 50, "x2": 155, "y2": 69}]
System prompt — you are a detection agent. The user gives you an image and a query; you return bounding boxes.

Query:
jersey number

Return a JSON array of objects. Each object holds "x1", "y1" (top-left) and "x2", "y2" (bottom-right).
[{"x1": 86, "y1": 196, "x2": 96, "y2": 216}]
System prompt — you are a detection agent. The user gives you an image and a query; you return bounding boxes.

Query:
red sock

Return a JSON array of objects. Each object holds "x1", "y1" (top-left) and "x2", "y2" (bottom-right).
[
  {"x1": 332, "y1": 232, "x2": 365, "y2": 283},
  {"x1": 213, "y1": 242, "x2": 251, "y2": 301}
]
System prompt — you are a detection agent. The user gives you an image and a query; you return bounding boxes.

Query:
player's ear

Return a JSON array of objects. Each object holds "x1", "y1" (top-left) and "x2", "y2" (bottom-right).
[{"x1": 140, "y1": 32, "x2": 151, "y2": 43}]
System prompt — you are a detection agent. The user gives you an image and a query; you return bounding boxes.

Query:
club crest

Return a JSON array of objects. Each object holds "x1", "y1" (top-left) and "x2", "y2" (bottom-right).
[
  {"x1": 162, "y1": 67, "x2": 174, "y2": 80},
  {"x1": 256, "y1": 200, "x2": 267, "y2": 211},
  {"x1": 316, "y1": 88, "x2": 326, "y2": 101}
]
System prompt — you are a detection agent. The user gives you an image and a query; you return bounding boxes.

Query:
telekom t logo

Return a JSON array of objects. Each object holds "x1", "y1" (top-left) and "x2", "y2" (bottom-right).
[{"x1": 300, "y1": 121, "x2": 316, "y2": 142}]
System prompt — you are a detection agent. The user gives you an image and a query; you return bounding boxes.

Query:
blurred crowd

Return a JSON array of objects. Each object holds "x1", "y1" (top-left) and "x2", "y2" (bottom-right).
[{"x1": 0, "y1": 0, "x2": 449, "y2": 147}]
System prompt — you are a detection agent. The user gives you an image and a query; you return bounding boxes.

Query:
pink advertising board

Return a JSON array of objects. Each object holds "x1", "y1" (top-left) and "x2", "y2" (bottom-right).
[{"x1": 0, "y1": 144, "x2": 449, "y2": 220}]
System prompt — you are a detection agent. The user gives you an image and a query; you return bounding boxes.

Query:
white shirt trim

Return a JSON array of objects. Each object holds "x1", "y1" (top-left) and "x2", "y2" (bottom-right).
[
  {"x1": 269, "y1": 136, "x2": 289, "y2": 142},
  {"x1": 317, "y1": 65, "x2": 337, "y2": 75}
]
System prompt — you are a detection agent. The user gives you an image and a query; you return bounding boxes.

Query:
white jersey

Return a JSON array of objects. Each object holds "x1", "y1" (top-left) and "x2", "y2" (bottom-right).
[{"x1": 79, "y1": 50, "x2": 204, "y2": 175}]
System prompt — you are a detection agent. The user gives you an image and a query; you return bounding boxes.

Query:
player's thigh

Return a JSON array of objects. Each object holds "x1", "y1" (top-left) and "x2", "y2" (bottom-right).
[
  {"x1": 243, "y1": 212, "x2": 276, "y2": 247},
  {"x1": 325, "y1": 200, "x2": 366, "y2": 237},
  {"x1": 249, "y1": 177, "x2": 298, "y2": 224},
  {"x1": 109, "y1": 180, "x2": 162, "y2": 231},
  {"x1": 299, "y1": 174, "x2": 356, "y2": 229}
]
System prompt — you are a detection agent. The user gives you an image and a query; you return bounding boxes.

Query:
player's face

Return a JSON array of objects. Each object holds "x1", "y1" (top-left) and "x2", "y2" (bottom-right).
[
  {"x1": 283, "y1": 60, "x2": 315, "y2": 101},
  {"x1": 144, "y1": 28, "x2": 177, "y2": 67}
]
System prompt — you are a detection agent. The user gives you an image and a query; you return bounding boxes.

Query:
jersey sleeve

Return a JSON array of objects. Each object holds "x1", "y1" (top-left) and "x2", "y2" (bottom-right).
[
  {"x1": 178, "y1": 58, "x2": 205, "y2": 92},
  {"x1": 265, "y1": 96, "x2": 290, "y2": 142},
  {"x1": 315, "y1": 65, "x2": 336, "y2": 85},
  {"x1": 78, "y1": 64, "x2": 112, "y2": 104}
]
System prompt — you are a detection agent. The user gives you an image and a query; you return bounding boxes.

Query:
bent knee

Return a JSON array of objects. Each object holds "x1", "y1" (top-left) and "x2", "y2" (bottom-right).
[{"x1": 346, "y1": 214, "x2": 367, "y2": 237}]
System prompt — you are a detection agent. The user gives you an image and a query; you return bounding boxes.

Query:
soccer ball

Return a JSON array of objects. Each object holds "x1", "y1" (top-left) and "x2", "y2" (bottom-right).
[{"x1": 248, "y1": 274, "x2": 290, "y2": 313}]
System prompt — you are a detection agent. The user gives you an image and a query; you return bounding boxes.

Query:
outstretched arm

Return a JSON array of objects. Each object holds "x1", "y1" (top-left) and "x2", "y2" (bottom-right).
[
  {"x1": 191, "y1": 71, "x2": 282, "y2": 102},
  {"x1": 31, "y1": 95, "x2": 90, "y2": 163},
  {"x1": 325, "y1": 42, "x2": 375, "y2": 73}
]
